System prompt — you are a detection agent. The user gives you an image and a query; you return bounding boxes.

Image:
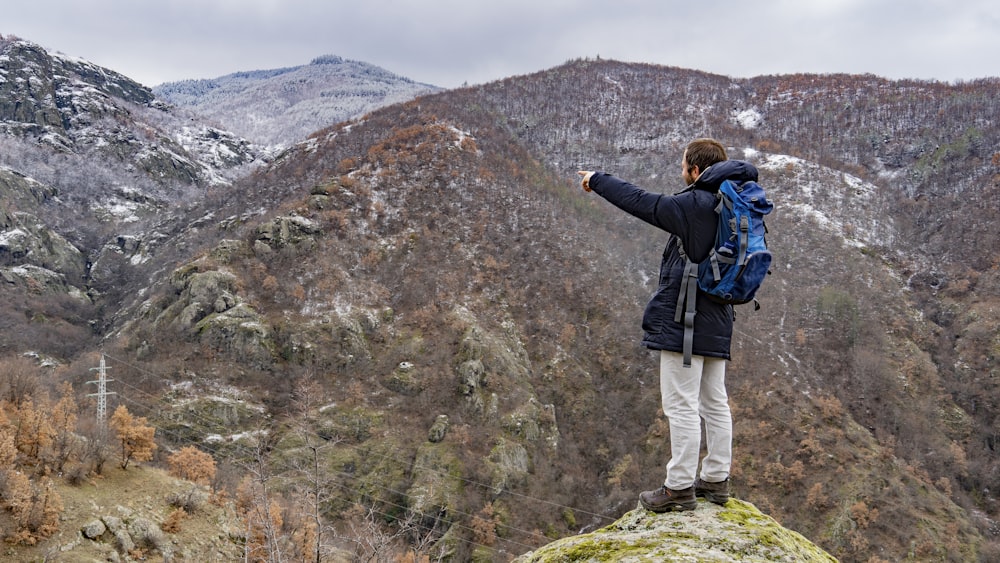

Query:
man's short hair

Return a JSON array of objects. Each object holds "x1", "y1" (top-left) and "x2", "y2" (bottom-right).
[{"x1": 685, "y1": 138, "x2": 728, "y2": 172}]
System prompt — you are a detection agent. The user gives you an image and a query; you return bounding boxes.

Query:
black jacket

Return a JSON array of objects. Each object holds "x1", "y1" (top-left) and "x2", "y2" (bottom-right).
[{"x1": 589, "y1": 160, "x2": 759, "y2": 359}]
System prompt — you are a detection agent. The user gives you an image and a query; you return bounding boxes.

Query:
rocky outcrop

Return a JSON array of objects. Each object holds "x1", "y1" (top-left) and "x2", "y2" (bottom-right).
[
  {"x1": 194, "y1": 302, "x2": 274, "y2": 366},
  {"x1": 486, "y1": 438, "x2": 530, "y2": 496},
  {"x1": 0, "y1": 168, "x2": 90, "y2": 303},
  {"x1": 383, "y1": 360, "x2": 424, "y2": 395},
  {"x1": 515, "y1": 500, "x2": 838, "y2": 562},
  {"x1": 0, "y1": 264, "x2": 89, "y2": 302},
  {"x1": 79, "y1": 508, "x2": 171, "y2": 560},
  {"x1": 428, "y1": 414, "x2": 449, "y2": 443},
  {"x1": 252, "y1": 213, "x2": 323, "y2": 254},
  {"x1": 0, "y1": 217, "x2": 86, "y2": 275},
  {"x1": 1, "y1": 37, "x2": 261, "y2": 185},
  {"x1": 151, "y1": 261, "x2": 275, "y2": 366},
  {"x1": 0, "y1": 167, "x2": 57, "y2": 207},
  {"x1": 0, "y1": 38, "x2": 151, "y2": 138},
  {"x1": 0, "y1": 168, "x2": 86, "y2": 282}
]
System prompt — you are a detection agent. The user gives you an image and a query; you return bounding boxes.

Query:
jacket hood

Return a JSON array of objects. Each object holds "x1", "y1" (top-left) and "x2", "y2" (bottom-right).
[{"x1": 693, "y1": 160, "x2": 759, "y2": 190}]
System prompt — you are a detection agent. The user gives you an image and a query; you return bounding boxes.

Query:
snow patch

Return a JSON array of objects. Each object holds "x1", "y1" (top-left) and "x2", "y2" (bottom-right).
[
  {"x1": 204, "y1": 429, "x2": 268, "y2": 444},
  {"x1": 732, "y1": 107, "x2": 763, "y2": 129},
  {"x1": 0, "y1": 228, "x2": 28, "y2": 246},
  {"x1": 448, "y1": 125, "x2": 479, "y2": 153},
  {"x1": 754, "y1": 150, "x2": 892, "y2": 250},
  {"x1": 92, "y1": 197, "x2": 142, "y2": 223}
]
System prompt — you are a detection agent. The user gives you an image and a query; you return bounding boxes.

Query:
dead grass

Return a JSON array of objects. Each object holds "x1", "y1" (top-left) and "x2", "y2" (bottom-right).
[{"x1": 12, "y1": 464, "x2": 244, "y2": 562}]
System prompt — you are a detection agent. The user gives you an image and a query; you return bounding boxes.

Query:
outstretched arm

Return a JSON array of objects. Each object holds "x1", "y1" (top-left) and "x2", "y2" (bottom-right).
[{"x1": 576, "y1": 171, "x2": 686, "y2": 234}]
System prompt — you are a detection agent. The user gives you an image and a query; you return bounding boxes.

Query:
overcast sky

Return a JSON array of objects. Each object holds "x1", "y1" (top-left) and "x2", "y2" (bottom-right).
[{"x1": 4, "y1": 0, "x2": 998, "y2": 89}]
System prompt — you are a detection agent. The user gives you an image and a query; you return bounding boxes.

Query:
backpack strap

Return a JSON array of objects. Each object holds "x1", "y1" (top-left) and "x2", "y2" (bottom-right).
[
  {"x1": 710, "y1": 190, "x2": 729, "y2": 282},
  {"x1": 673, "y1": 238, "x2": 698, "y2": 369},
  {"x1": 709, "y1": 249, "x2": 722, "y2": 281},
  {"x1": 680, "y1": 260, "x2": 698, "y2": 368},
  {"x1": 738, "y1": 214, "x2": 750, "y2": 265}
]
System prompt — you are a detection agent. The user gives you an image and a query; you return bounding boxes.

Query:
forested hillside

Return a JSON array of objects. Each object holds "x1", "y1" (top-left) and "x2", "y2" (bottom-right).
[
  {"x1": 1, "y1": 38, "x2": 998, "y2": 561},
  {"x1": 153, "y1": 54, "x2": 441, "y2": 146}
]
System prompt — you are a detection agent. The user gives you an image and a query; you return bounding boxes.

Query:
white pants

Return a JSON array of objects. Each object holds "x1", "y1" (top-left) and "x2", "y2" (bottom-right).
[{"x1": 659, "y1": 350, "x2": 732, "y2": 490}]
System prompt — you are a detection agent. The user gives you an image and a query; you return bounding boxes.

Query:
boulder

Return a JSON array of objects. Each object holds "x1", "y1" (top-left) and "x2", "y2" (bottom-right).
[
  {"x1": 514, "y1": 499, "x2": 838, "y2": 562},
  {"x1": 486, "y1": 438, "x2": 529, "y2": 496},
  {"x1": 80, "y1": 519, "x2": 107, "y2": 540},
  {"x1": 428, "y1": 414, "x2": 449, "y2": 443}
]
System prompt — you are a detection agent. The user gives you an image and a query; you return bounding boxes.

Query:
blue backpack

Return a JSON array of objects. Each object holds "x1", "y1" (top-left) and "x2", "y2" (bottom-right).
[
  {"x1": 676, "y1": 178, "x2": 773, "y2": 366},
  {"x1": 699, "y1": 179, "x2": 773, "y2": 304}
]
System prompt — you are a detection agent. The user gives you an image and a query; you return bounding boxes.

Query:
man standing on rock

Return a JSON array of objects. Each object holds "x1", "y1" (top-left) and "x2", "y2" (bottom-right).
[{"x1": 578, "y1": 138, "x2": 755, "y2": 511}]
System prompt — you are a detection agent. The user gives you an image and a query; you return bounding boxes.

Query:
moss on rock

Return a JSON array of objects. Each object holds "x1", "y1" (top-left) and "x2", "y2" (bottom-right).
[
  {"x1": 514, "y1": 499, "x2": 838, "y2": 562},
  {"x1": 407, "y1": 441, "x2": 465, "y2": 525}
]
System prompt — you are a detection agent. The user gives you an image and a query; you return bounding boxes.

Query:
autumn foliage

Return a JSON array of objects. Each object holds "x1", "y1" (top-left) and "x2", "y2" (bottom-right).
[
  {"x1": 109, "y1": 405, "x2": 157, "y2": 470},
  {"x1": 166, "y1": 445, "x2": 217, "y2": 486},
  {"x1": 0, "y1": 378, "x2": 73, "y2": 545}
]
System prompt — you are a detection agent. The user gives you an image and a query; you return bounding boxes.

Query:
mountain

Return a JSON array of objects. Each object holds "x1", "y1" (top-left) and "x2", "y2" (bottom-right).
[
  {"x1": 0, "y1": 35, "x2": 272, "y2": 359},
  {"x1": 1, "y1": 36, "x2": 999, "y2": 562},
  {"x1": 153, "y1": 54, "x2": 442, "y2": 146}
]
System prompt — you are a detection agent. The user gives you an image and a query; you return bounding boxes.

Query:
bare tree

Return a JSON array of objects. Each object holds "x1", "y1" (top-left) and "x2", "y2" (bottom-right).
[
  {"x1": 343, "y1": 504, "x2": 409, "y2": 563},
  {"x1": 282, "y1": 377, "x2": 337, "y2": 563},
  {"x1": 0, "y1": 356, "x2": 39, "y2": 406},
  {"x1": 236, "y1": 427, "x2": 284, "y2": 563}
]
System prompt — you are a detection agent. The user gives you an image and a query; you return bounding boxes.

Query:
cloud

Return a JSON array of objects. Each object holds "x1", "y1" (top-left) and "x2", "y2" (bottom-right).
[{"x1": 3, "y1": 0, "x2": 998, "y2": 88}]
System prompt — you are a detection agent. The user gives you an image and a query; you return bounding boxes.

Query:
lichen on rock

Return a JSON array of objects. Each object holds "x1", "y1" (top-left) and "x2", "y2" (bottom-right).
[
  {"x1": 406, "y1": 441, "x2": 464, "y2": 528},
  {"x1": 514, "y1": 499, "x2": 838, "y2": 562}
]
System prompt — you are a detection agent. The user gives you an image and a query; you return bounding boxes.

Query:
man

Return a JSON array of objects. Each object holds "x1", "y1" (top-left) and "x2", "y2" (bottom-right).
[{"x1": 578, "y1": 138, "x2": 757, "y2": 511}]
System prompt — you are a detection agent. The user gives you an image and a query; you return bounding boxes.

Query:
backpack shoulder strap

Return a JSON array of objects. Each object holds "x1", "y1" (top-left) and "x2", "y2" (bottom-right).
[
  {"x1": 670, "y1": 200, "x2": 721, "y2": 369},
  {"x1": 674, "y1": 255, "x2": 699, "y2": 368}
]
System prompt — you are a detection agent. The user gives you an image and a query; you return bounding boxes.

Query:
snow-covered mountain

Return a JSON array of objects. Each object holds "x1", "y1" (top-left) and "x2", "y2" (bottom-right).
[
  {"x1": 154, "y1": 55, "x2": 441, "y2": 147},
  {"x1": 0, "y1": 36, "x2": 271, "y2": 321}
]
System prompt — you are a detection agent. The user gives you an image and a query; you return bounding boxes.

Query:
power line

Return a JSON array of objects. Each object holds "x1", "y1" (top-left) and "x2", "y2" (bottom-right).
[
  {"x1": 103, "y1": 353, "x2": 611, "y2": 547},
  {"x1": 111, "y1": 380, "x2": 545, "y2": 555},
  {"x1": 98, "y1": 352, "x2": 618, "y2": 554}
]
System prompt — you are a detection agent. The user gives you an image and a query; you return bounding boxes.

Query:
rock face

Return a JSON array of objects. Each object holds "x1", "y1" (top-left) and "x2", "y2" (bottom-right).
[
  {"x1": 0, "y1": 168, "x2": 87, "y2": 281},
  {"x1": 0, "y1": 36, "x2": 267, "y2": 338},
  {"x1": 151, "y1": 260, "x2": 276, "y2": 367},
  {"x1": 0, "y1": 38, "x2": 151, "y2": 143},
  {"x1": 514, "y1": 499, "x2": 838, "y2": 563}
]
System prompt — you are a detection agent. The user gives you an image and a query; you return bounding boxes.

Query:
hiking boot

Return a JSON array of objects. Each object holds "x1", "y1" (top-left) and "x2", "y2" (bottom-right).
[
  {"x1": 639, "y1": 485, "x2": 696, "y2": 512},
  {"x1": 695, "y1": 477, "x2": 730, "y2": 505}
]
